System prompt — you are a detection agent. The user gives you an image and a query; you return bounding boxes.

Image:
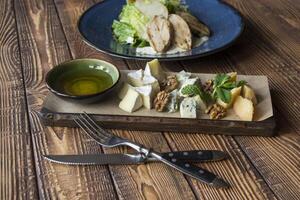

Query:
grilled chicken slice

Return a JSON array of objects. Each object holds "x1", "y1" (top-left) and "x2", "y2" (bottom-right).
[
  {"x1": 168, "y1": 14, "x2": 192, "y2": 50},
  {"x1": 147, "y1": 16, "x2": 172, "y2": 53},
  {"x1": 176, "y1": 11, "x2": 210, "y2": 37}
]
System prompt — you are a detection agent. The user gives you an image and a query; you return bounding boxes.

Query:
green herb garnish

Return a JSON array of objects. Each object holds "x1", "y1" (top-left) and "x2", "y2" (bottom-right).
[
  {"x1": 213, "y1": 74, "x2": 232, "y2": 103},
  {"x1": 181, "y1": 84, "x2": 212, "y2": 104}
]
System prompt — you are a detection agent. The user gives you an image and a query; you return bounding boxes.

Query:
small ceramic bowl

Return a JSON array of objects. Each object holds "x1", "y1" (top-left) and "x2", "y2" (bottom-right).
[{"x1": 46, "y1": 58, "x2": 120, "y2": 103}]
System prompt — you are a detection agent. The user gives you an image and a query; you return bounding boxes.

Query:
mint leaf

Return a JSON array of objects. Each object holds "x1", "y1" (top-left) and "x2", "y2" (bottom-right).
[
  {"x1": 181, "y1": 84, "x2": 212, "y2": 104},
  {"x1": 214, "y1": 74, "x2": 230, "y2": 87},
  {"x1": 216, "y1": 88, "x2": 231, "y2": 103},
  {"x1": 222, "y1": 82, "x2": 237, "y2": 89}
]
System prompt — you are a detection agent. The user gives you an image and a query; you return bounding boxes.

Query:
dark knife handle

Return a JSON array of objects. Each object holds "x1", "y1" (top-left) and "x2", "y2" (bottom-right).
[
  {"x1": 161, "y1": 150, "x2": 227, "y2": 162},
  {"x1": 150, "y1": 151, "x2": 229, "y2": 187}
]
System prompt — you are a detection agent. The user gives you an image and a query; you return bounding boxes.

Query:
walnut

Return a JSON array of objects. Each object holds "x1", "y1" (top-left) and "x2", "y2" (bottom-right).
[
  {"x1": 205, "y1": 104, "x2": 226, "y2": 119},
  {"x1": 161, "y1": 75, "x2": 179, "y2": 92},
  {"x1": 203, "y1": 79, "x2": 213, "y2": 93},
  {"x1": 154, "y1": 91, "x2": 170, "y2": 112}
]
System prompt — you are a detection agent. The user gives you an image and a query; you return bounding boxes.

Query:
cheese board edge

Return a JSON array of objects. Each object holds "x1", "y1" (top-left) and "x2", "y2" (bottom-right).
[{"x1": 39, "y1": 107, "x2": 277, "y2": 136}]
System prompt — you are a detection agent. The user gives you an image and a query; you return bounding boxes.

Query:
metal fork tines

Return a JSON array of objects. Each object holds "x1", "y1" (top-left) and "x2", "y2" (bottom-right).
[
  {"x1": 74, "y1": 112, "x2": 144, "y2": 152},
  {"x1": 74, "y1": 113, "x2": 117, "y2": 147}
]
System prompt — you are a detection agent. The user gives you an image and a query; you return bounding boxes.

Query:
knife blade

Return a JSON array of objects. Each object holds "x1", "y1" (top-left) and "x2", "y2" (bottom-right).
[
  {"x1": 43, "y1": 153, "x2": 145, "y2": 165},
  {"x1": 43, "y1": 150, "x2": 228, "y2": 165}
]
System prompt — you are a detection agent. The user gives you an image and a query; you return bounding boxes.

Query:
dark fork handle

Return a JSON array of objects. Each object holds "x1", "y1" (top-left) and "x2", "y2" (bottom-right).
[{"x1": 150, "y1": 151, "x2": 229, "y2": 187}]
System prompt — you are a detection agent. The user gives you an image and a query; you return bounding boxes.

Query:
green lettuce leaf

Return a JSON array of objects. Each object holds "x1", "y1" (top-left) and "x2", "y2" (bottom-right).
[{"x1": 119, "y1": 4, "x2": 149, "y2": 40}]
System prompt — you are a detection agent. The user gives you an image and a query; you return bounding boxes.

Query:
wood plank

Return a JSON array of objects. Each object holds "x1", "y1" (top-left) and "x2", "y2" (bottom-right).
[
  {"x1": 0, "y1": 0, "x2": 38, "y2": 199},
  {"x1": 52, "y1": 0, "x2": 199, "y2": 199},
  {"x1": 14, "y1": 0, "x2": 118, "y2": 199},
  {"x1": 224, "y1": 0, "x2": 300, "y2": 198},
  {"x1": 178, "y1": 0, "x2": 300, "y2": 198},
  {"x1": 127, "y1": 60, "x2": 277, "y2": 199}
]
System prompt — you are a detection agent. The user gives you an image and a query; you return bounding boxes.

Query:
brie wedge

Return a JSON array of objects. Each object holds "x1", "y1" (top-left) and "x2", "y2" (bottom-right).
[
  {"x1": 118, "y1": 83, "x2": 132, "y2": 99},
  {"x1": 180, "y1": 97, "x2": 197, "y2": 118},
  {"x1": 127, "y1": 69, "x2": 144, "y2": 87},
  {"x1": 135, "y1": 85, "x2": 154, "y2": 109},
  {"x1": 144, "y1": 59, "x2": 165, "y2": 82},
  {"x1": 119, "y1": 87, "x2": 143, "y2": 113}
]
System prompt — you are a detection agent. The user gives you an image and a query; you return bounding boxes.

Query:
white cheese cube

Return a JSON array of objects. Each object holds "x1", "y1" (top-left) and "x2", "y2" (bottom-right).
[
  {"x1": 118, "y1": 83, "x2": 133, "y2": 99},
  {"x1": 135, "y1": 85, "x2": 153, "y2": 109},
  {"x1": 119, "y1": 87, "x2": 143, "y2": 113},
  {"x1": 127, "y1": 69, "x2": 144, "y2": 87},
  {"x1": 180, "y1": 97, "x2": 197, "y2": 118},
  {"x1": 144, "y1": 59, "x2": 165, "y2": 82}
]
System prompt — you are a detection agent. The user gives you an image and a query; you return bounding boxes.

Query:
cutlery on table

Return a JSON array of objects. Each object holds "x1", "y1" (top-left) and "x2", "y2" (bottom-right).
[
  {"x1": 45, "y1": 112, "x2": 230, "y2": 188},
  {"x1": 44, "y1": 149, "x2": 229, "y2": 165}
]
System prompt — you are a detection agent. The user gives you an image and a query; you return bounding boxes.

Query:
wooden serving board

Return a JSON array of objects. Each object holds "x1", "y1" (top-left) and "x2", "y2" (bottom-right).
[{"x1": 39, "y1": 71, "x2": 277, "y2": 136}]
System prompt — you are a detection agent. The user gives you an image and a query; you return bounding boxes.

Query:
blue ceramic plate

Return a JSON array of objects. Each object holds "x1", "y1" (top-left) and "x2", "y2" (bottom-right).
[{"x1": 78, "y1": 0, "x2": 244, "y2": 61}]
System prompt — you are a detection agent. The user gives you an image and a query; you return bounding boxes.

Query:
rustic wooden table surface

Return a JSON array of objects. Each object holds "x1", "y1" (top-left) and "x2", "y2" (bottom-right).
[{"x1": 1, "y1": 0, "x2": 299, "y2": 199}]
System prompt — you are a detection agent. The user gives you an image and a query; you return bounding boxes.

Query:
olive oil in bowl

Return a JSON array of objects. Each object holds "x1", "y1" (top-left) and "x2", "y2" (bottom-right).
[
  {"x1": 46, "y1": 58, "x2": 120, "y2": 103},
  {"x1": 61, "y1": 70, "x2": 113, "y2": 96}
]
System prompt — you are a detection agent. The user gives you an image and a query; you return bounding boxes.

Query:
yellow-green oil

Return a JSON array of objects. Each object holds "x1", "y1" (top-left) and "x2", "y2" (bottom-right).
[{"x1": 61, "y1": 70, "x2": 113, "y2": 96}]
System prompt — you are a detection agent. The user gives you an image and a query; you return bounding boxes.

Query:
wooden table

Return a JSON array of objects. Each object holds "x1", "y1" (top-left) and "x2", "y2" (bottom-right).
[{"x1": 1, "y1": 0, "x2": 299, "y2": 199}]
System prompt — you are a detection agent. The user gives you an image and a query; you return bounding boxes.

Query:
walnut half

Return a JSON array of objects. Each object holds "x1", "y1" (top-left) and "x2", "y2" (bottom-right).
[
  {"x1": 154, "y1": 91, "x2": 170, "y2": 112},
  {"x1": 161, "y1": 75, "x2": 179, "y2": 92},
  {"x1": 205, "y1": 104, "x2": 227, "y2": 119}
]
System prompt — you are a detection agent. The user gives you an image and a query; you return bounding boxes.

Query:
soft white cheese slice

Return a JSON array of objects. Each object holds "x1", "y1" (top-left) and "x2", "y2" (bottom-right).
[
  {"x1": 180, "y1": 97, "x2": 197, "y2": 118},
  {"x1": 144, "y1": 59, "x2": 165, "y2": 82},
  {"x1": 142, "y1": 75, "x2": 160, "y2": 94},
  {"x1": 135, "y1": 85, "x2": 153, "y2": 109},
  {"x1": 119, "y1": 87, "x2": 143, "y2": 113},
  {"x1": 127, "y1": 69, "x2": 144, "y2": 87}
]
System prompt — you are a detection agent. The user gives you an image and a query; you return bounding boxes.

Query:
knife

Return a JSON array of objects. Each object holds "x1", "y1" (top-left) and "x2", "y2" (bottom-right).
[{"x1": 43, "y1": 150, "x2": 228, "y2": 165}]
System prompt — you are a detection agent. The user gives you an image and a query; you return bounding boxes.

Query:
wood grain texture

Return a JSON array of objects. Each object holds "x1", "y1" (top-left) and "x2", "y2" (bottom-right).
[
  {"x1": 53, "y1": 0, "x2": 201, "y2": 199},
  {"x1": 0, "y1": 0, "x2": 38, "y2": 199},
  {"x1": 176, "y1": 0, "x2": 300, "y2": 198},
  {"x1": 14, "y1": 0, "x2": 117, "y2": 199},
  {"x1": 6, "y1": 0, "x2": 300, "y2": 199}
]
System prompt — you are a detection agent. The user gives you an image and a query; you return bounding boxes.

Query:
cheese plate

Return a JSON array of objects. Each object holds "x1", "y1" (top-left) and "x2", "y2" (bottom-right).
[{"x1": 40, "y1": 69, "x2": 276, "y2": 136}]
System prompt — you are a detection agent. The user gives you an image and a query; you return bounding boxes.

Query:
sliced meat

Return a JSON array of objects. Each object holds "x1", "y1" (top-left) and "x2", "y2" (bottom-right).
[
  {"x1": 176, "y1": 11, "x2": 210, "y2": 37},
  {"x1": 147, "y1": 16, "x2": 172, "y2": 53},
  {"x1": 168, "y1": 14, "x2": 192, "y2": 50}
]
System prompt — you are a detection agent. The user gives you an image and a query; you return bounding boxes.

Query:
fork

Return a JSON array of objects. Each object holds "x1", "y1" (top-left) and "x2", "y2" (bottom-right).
[{"x1": 74, "y1": 112, "x2": 229, "y2": 187}]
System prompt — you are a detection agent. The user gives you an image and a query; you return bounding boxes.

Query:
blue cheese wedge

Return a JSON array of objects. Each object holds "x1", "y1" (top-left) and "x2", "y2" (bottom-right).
[
  {"x1": 176, "y1": 70, "x2": 192, "y2": 83},
  {"x1": 119, "y1": 87, "x2": 143, "y2": 113},
  {"x1": 166, "y1": 89, "x2": 179, "y2": 113},
  {"x1": 144, "y1": 59, "x2": 165, "y2": 82},
  {"x1": 180, "y1": 97, "x2": 197, "y2": 118},
  {"x1": 135, "y1": 85, "x2": 154, "y2": 109},
  {"x1": 193, "y1": 95, "x2": 207, "y2": 112}
]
